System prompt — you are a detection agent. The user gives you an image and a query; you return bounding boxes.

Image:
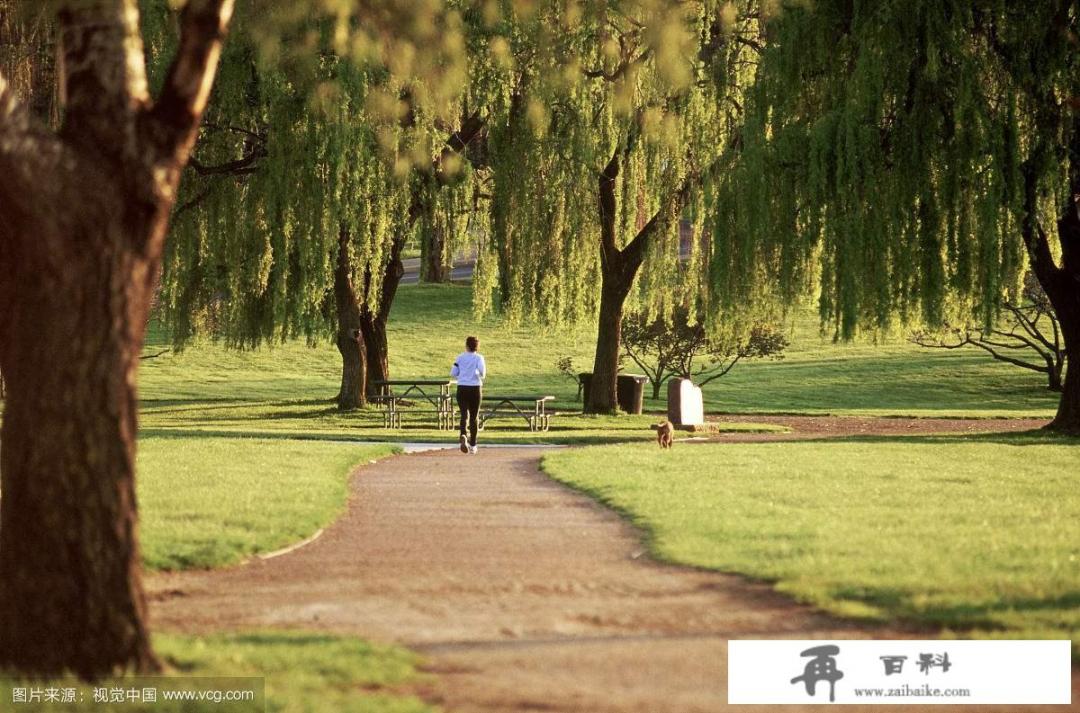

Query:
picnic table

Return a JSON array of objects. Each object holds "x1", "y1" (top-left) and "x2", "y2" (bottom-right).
[
  {"x1": 371, "y1": 379, "x2": 454, "y2": 429},
  {"x1": 478, "y1": 395, "x2": 555, "y2": 432}
]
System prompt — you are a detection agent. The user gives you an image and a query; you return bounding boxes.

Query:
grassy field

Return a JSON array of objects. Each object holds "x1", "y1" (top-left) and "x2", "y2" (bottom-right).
[
  {"x1": 130, "y1": 281, "x2": 1059, "y2": 570},
  {"x1": 542, "y1": 433, "x2": 1080, "y2": 651},
  {"x1": 138, "y1": 437, "x2": 397, "y2": 570},
  {"x1": 1, "y1": 631, "x2": 433, "y2": 712},
  {"x1": 142, "y1": 283, "x2": 1061, "y2": 421},
  {"x1": 132, "y1": 282, "x2": 778, "y2": 575}
]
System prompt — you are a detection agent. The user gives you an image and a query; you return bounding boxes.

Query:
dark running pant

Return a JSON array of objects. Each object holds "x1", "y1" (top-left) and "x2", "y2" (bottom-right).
[{"x1": 457, "y1": 385, "x2": 482, "y2": 446}]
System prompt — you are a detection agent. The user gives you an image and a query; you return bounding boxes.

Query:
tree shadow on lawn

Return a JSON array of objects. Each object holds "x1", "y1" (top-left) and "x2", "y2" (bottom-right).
[
  {"x1": 141, "y1": 397, "x2": 256, "y2": 411},
  {"x1": 720, "y1": 429, "x2": 1078, "y2": 447},
  {"x1": 829, "y1": 586, "x2": 1080, "y2": 634},
  {"x1": 138, "y1": 427, "x2": 386, "y2": 443},
  {"x1": 141, "y1": 397, "x2": 334, "y2": 415}
]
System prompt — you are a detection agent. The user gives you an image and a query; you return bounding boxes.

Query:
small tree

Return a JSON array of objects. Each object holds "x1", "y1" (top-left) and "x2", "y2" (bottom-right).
[
  {"x1": 622, "y1": 308, "x2": 788, "y2": 399},
  {"x1": 911, "y1": 274, "x2": 1066, "y2": 392},
  {"x1": 554, "y1": 356, "x2": 582, "y2": 400}
]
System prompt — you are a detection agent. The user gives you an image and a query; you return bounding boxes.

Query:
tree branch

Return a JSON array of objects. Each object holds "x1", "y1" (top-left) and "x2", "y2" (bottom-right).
[
  {"x1": 1006, "y1": 303, "x2": 1056, "y2": 351},
  {"x1": 584, "y1": 48, "x2": 652, "y2": 82},
  {"x1": 187, "y1": 145, "x2": 265, "y2": 176},
  {"x1": 696, "y1": 355, "x2": 740, "y2": 386},
  {"x1": 147, "y1": 0, "x2": 234, "y2": 168},
  {"x1": 620, "y1": 149, "x2": 730, "y2": 271},
  {"x1": 598, "y1": 145, "x2": 621, "y2": 269},
  {"x1": 965, "y1": 340, "x2": 1048, "y2": 374}
]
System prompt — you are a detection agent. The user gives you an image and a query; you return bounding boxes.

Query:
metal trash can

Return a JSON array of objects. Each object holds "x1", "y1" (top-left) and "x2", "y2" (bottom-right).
[
  {"x1": 616, "y1": 374, "x2": 648, "y2": 414},
  {"x1": 578, "y1": 372, "x2": 592, "y2": 405},
  {"x1": 578, "y1": 373, "x2": 646, "y2": 413}
]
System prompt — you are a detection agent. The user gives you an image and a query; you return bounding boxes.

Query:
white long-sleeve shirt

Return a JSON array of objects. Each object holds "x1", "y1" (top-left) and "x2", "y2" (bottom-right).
[{"x1": 451, "y1": 351, "x2": 487, "y2": 386}]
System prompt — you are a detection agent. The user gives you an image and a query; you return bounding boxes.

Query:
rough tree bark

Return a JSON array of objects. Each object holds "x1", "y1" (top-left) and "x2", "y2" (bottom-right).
[
  {"x1": 0, "y1": 0, "x2": 233, "y2": 678},
  {"x1": 360, "y1": 234, "x2": 405, "y2": 394},
  {"x1": 419, "y1": 211, "x2": 451, "y2": 283},
  {"x1": 1022, "y1": 132, "x2": 1080, "y2": 435},
  {"x1": 585, "y1": 147, "x2": 690, "y2": 414},
  {"x1": 334, "y1": 226, "x2": 367, "y2": 409},
  {"x1": 1040, "y1": 203, "x2": 1080, "y2": 433}
]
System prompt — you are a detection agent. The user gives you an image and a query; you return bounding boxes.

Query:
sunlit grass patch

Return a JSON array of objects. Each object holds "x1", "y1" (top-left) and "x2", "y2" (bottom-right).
[{"x1": 542, "y1": 433, "x2": 1080, "y2": 652}]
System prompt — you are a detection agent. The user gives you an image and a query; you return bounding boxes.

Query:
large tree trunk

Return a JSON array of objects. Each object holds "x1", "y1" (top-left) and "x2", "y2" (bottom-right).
[
  {"x1": 1051, "y1": 321, "x2": 1079, "y2": 432},
  {"x1": 583, "y1": 143, "x2": 694, "y2": 414},
  {"x1": 585, "y1": 148, "x2": 649, "y2": 414},
  {"x1": 587, "y1": 269, "x2": 633, "y2": 413},
  {"x1": 420, "y1": 220, "x2": 451, "y2": 283},
  {"x1": 1024, "y1": 130, "x2": 1080, "y2": 435},
  {"x1": 361, "y1": 311, "x2": 390, "y2": 389},
  {"x1": 1046, "y1": 357, "x2": 1064, "y2": 392},
  {"x1": 0, "y1": 219, "x2": 160, "y2": 678},
  {"x1": 334, "y1": 227, "x2": 367, "y2": 410},
  {"x1": 360, "y1": 234, "x2": 406, "y2": 396},
  {"x1": 1044, "y1": 206, "x2": 1080, "y2": 433},
  {"x1": 0, "y1": 0, "x2": 233, "y2": 678}
]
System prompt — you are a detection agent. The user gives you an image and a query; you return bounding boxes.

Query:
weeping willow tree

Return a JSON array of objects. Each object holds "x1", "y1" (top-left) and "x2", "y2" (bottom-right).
[
  {"x1": 712, "y1": 0, "x2": 1080, "y2": 433},
  {"x1": 156, "y1": 3, "x2": 498, "y2": 408},
  {"x1": 0, "y1": 0, "x2": 472, "y2": 679},
  {"x1": 478, "y1": 0, "x2": 760, "y2": 413},
  {"x1": 158, "y1": 42, "x2": 415, "y2": 409}
]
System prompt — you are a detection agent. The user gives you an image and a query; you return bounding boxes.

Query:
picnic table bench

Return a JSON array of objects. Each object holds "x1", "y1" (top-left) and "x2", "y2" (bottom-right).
[
  {"x1": 371, "y1": 379, "x2": 454, "y2": 429},
  {"x1": 478, "y1": 395, "x2": 555, "y2": 432}
]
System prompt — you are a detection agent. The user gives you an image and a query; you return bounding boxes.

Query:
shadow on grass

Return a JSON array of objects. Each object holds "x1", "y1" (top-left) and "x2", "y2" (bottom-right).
[
  {"x1": 141, "y1": 397, "x2": 253, "y2": 410},
  {"x1": 713, "y1": 429, "x2": 1078, "y2": 447},
  {"x1": 138, "y1": 425, "x2": 681, "y2": 446},
  {"x1": 139, "y1": 428, "x2": 381, "y2": 443},
  {"x1": 830, "y1": 586, "x2": 1080, "y2": 633},
  {"x1": 142, "y1": 397, "x2": 345, "y2": 421}
]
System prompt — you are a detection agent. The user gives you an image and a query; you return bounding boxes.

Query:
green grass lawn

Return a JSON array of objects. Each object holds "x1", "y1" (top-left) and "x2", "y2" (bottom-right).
[
  {"x1": 142, "y1": 283, "x2": 1061, "y2": 420},
  {"x1": 130, "y1": 281, "x2": 1058, "y2": 570},
  {"x1": 137, "y1": 437, "x2": 398, "y2": 570},
  {"x1": 133, "y1": 284, "x2": 785, "y2": 572},
  {"x1": 2, "y1": 631, "x2": 433, "y2": 712},
  {"x1": 542, "y1": 433, "x2": 1080, "y2": 651}
]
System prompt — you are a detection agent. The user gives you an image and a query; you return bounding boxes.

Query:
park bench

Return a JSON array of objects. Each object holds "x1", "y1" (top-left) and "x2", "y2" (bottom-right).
[
  {"x1": 371, "y1": 379, "x2": 454, "y2": 429},
  {"x1": 478, "y1": 395, "x2": 556, "y2": 432}
]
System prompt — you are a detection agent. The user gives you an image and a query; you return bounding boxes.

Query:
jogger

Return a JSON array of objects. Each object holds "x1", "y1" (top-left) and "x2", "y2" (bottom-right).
[{"x1": 450, "y1": 336, "x2": 486, "y2": 454}]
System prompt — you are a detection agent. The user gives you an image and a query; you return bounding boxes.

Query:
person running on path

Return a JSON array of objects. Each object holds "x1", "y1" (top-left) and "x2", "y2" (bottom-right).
[{"x1": 451, "y1": 336, "x2": 486, "y2": 454}]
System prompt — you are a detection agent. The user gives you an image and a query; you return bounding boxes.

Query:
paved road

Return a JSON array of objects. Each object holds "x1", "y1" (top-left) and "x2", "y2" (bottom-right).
[
  {"x1": 400, "y1": 256, "x2": 475, "y2": 285},
  {"x1": 398, "y1": 240, "x2": 693, "y2": 286}
]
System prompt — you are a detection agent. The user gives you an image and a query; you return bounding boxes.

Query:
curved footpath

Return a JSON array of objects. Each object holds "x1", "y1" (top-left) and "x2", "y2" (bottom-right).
[{"x1": 149, "y1": 423, "x2": 1077, "y2": 712}]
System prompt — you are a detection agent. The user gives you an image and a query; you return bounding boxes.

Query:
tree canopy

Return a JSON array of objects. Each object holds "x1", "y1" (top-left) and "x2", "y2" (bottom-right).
[
  {"x1": 712, "y1": 0, "x2": 1078, "y2": 336},
  {"x1": 148, "y1": 1, "x2": 483, "y2": 349},
  {"x1": 478, "y1": 0, "x2": 757, "y2": 325}
]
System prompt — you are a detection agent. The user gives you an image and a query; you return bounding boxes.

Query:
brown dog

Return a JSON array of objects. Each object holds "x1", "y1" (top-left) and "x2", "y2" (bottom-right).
[{"x1": 656, "y1": 420, "x2": 674, "y2": 449}]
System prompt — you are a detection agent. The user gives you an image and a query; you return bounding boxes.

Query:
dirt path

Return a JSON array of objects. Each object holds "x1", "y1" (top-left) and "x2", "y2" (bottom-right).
[
  {"x1": 148, "y1": 430, "x2": 1076, "y2": 712},
  {"x1": 709, "y1": 414, "x2": 1050, "y2": 440}
]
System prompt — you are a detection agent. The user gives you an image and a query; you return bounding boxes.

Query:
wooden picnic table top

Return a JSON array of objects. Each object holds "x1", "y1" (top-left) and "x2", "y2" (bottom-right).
[
  {"x1": 482, "y1": 395, "x2": 555, "y2": 402},
  {"x1": 371, "y1": 379, "x2": 454, "y2": 386}
]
